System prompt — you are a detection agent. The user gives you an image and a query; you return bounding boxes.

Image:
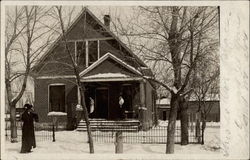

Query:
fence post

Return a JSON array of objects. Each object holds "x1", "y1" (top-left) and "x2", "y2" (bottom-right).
[
  {"x1": 52, "y1": 123, "x2": 55, "y2": 142},
  {"x1": 115, "y1": 131, "x2": 123, "y2": 153},
  {"x1": 52, "y1": 116, "x2": 57, "y2": 142}
]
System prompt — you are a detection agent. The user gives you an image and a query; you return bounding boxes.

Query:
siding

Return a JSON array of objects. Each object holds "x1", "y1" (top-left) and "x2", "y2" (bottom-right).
[{"x1": 34, "y1": 78, "x2": 77, "y2": 123}]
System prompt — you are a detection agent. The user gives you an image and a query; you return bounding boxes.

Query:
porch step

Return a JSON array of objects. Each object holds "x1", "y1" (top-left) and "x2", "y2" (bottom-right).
[{"x1": 76, "y1": 119, "x2": 141, "y2": 132}]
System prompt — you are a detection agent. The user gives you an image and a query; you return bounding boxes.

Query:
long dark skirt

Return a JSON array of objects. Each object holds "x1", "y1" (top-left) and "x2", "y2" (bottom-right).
[{"x1": 20, "y1": 111, "x2": 38, "y2": 153}]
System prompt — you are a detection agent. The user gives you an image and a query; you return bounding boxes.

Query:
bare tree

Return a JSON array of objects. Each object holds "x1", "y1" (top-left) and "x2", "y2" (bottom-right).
[
  {"x1": 51, "y1": 6, "x2": 94, "y2": 153},
  {"x1": 5, "y1": 6, "x2": 54, "y2": 142},
  {"x1": 190, "y1": 53, "x2": 220, "y2": 144},
  {"x1": 111, "y1": 6, "x2": 219, "y2": 153}
]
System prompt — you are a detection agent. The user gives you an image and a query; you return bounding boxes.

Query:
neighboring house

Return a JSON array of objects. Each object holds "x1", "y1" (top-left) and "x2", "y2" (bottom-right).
[
  {"x1": 156, "y1": 98, "x2": 220, "y2": 122},
  {"x1": 5, "y1": 77, "x2": 34, "y2": 113},
  {"x1": 32, "y1": 8, "x2": 156, "y2": 130}
]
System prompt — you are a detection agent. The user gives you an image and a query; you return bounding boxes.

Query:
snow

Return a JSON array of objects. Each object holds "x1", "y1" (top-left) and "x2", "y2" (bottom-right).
[
  {"x1": 171, "y1": 86, "x2": 179, "y2": 94},
  {"x1": 4, "y1": 125, "x2": 221, "y2": 160},
  {"x1": 47, "y1": 112, "x2": 67, "y2": 116},
  {"x1": 158, "y1": 120, "x2": 220, "y2": 127},
  {"x1": 156, "y1": 98, "x2": 170, "y2": 105},
  {"x1": 83, "y1": 73, "x2": 129, "y2": 79}
]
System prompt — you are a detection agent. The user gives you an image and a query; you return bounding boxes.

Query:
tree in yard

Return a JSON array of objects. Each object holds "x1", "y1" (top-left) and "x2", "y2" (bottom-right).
[
  {"x1": 50, "y1": 6, "x2": 94, "y2": 153},
  {"x1": 190, "y1": 52, "x2": 220, "y2": 144},
  {"x1": 5, "y1": 6, "x2": 54, "y2": 142},
  {"x1": 112, "y1": 6, "x2": 219, "y2": 153}
]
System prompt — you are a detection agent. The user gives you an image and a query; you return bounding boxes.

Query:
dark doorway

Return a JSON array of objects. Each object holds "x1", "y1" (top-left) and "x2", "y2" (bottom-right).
[
  {"x1": 49, "y1": 85, "x2": 65, "y2": 112},
  {"x1": 95, "y1": 88, "x2": 109, "y2": 119},
  {"x1": 163, "y1": 111, "x2": 167, "y2": 120}
]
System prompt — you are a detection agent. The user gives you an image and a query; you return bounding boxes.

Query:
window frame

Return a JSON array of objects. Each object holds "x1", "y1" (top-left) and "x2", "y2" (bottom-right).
[
  {"x1": 48, "y1": 83, "x2": 66, "y2": 113},
  {"x1": 74, "y1": 40, "x2": 100, "y2": 67}
]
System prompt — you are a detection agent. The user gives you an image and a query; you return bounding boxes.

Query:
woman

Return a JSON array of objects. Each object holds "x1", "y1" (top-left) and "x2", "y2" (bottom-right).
[{"x1": 20, "y1": 104, "x2": 39, "y2": 153}]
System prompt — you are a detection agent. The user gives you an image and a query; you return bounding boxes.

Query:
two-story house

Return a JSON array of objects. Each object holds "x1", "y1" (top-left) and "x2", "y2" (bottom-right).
[{"x1": 32, "y1": 7, "x2": 156, "y2": 130}]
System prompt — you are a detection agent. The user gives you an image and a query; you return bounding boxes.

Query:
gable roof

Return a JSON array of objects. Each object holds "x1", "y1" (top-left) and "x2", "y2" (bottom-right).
[
  {"x1": 80, "y1": 52, "x2": 142, "y2": 77},
  {"x1": 32, "y1": 7, "x2": 147, "y2": 74}
]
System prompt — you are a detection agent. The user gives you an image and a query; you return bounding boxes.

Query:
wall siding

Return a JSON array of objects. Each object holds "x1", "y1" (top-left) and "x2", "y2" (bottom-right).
[{"x1": 34, "y1": 78, "x2": 77, "y2": 125}]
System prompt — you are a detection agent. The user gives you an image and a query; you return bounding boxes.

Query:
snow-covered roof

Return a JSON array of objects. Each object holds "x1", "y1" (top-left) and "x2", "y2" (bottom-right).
[
  {"x1": 189, "y1": 94, "x2": 220, "y2": 101},
  {"x1": 83, "y1": 73, "x2": 129, "y2": 79},
  {"x1": 156, "y1": 98, "x2": 170, "y2": 105},
  {"x1": 156, "y1": 95, "x2": 220, "y2": 106},
  {"x1": 47, "y1": 112, "x2": 67, "y2": 116},
  {"x1": 80, "y1": 52, "x2": 142, "y2": 77}
]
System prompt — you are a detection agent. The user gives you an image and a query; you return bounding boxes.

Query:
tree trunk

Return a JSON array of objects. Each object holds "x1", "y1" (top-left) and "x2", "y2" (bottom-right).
[
  {"x1": 166, "y1": 93, "x2": 179, "y2": 154},
  {"x1": 10, "y1": 103, "x2": 17, "y2": 143},
  {"x1": 201, "y1": 118, "x2": 206, "y2": 145},
  {"x1": 180, "y1": 97, "x2": 189, "y2": 145},
  {"x1": 195, "y1": 118, "x2": 201, "y2": 143},
  {"x1": 79, "y1": 86, "x2": 94, "y2": 153}
]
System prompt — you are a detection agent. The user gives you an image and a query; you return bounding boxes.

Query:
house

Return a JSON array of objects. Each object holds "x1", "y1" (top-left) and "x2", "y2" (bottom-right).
[
  {"x1": 156, "y1": 98, "x2": 220, "y2": 122},
  {"x1": 32, "y1": 8, "x2": 156, "y2": 130}
]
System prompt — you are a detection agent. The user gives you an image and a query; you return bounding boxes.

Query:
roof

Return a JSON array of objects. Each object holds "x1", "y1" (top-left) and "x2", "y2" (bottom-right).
[
  {"x1": 80, "y1": 52, "x2": 142, "y2": 77},
  {"x1": 83, "y1": 73, "x2": 129, "y2": 79},
  {"x1": 156, "y1": 97, "x2": 220, "y2": 106},
  {"x1": 32, "y1": 7, "x2": 147, "y2": 74}
]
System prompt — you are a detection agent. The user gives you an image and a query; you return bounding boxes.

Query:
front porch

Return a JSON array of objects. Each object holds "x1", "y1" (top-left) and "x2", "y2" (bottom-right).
[
  {"x1": 70, "y1": 52, "x2": 155, "y2": 130},
  {"x1": 82, "y1": 81, "x2": 141, "y2": 121}
]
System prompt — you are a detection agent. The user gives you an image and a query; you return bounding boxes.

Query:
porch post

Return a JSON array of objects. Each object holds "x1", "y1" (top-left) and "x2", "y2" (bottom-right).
[
  {"x1": 76, "y1": 86, "x2": 83, "y2": 123},
  {"x1": 77, "y1": 86, "x2": 81, "y2": 105},
  {"x1": 139, "y1": 80, "x2": 147, "y2": 130}
]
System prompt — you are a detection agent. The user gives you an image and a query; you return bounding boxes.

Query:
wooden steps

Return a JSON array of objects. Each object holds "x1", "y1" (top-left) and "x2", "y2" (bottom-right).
[{"x1": 76, "y1": 119, "x2": 141, "y2": 132}]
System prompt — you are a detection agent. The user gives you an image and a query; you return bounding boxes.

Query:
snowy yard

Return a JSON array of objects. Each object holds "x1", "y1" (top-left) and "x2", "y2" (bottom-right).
[{"x1": 4, "y1": 124, "x2": 220, "y2": 160}]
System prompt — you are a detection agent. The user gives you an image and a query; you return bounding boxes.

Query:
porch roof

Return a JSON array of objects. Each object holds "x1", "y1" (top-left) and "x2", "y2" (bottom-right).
[
  {"x1": 81, "y1": 73, "x2": 142, "y2": 82},
  {"x1": 80, "y1": 52, "x2": 142, "y2": 77},
  {"x1": 80, "y1": 52, "x2": 144, "y2": 82}
]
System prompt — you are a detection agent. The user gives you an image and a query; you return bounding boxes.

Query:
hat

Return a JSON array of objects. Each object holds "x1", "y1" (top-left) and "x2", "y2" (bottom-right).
[{"x1": 24, "y1": 104, "x2": 32, "y2": 110}]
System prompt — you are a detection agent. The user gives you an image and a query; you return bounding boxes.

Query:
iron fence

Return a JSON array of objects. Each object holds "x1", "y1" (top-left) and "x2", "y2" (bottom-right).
[
  {"x1": 91, "y1": 125, "x2": 201, "y2": 144},
  {"x1": 5, "y1": 120, "x2": 53, "y2": 142}
]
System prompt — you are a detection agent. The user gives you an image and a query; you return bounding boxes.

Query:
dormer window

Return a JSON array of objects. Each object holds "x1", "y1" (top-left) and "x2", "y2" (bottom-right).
[{"x1": 74, "y1": 40, "x2": 100, "y2": 67}]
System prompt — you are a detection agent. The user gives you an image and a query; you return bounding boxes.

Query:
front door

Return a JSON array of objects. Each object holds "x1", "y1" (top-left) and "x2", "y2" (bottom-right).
[{"x1": 95, "y1": 88, "x2": 109, "y2": 119}]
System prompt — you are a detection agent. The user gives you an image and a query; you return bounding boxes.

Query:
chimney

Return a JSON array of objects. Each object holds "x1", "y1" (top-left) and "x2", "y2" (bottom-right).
[{"x1": 103, "y1": 15, "x2": 111, "y2": 29}]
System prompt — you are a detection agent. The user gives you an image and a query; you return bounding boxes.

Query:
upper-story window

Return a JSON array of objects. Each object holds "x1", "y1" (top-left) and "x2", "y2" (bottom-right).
[
  {"x1": 74, "y1": 40, "x2": 99, "y2": 67},
  {"x1": 75, "y1": 41, "x2": 86, "y2": 66},
  {"x1": 88, "y1": 40, "x2": 98, "y2": 65}
]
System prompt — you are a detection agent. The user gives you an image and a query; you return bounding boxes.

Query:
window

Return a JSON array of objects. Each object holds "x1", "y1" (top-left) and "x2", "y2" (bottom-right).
[
  {"x1": 75, "y1": 41, "x2": 86, "y2": 66},
  {"x1": 49, "y1": 85, "x2": 66, "y2": 112},
  {"x1": 88, "y1": 40, "x2": 98, "y2": 66},
  {"x1": 74, "y1": 40, "x2": 99, "y2": 67}
]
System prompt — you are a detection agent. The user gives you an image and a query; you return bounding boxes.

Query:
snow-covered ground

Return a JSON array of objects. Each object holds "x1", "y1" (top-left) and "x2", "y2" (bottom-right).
[{"x1": 3, "y1": 125, "x2": 220, "y2": 160}]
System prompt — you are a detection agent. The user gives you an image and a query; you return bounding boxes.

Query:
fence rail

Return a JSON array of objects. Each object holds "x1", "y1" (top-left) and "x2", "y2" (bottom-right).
[
  {"x1": 5, "y1": 120, "x2": 53, "y2": 142},
  {"x1": 91, "y1": 125, "x2": 201, "y2": 144},
  {"x1": 5, "y1": 120, "x2": 202, "y2": 144}
]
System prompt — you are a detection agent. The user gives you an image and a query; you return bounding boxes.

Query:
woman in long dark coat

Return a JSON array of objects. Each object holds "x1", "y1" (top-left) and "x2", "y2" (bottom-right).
[{"x1": 20, "y1": 104, "x2": 39, "y2": 153}]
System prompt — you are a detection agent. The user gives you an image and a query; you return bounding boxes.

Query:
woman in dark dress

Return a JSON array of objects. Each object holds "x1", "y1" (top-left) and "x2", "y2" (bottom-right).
[{"x1": 20, "y1": 104, "x2": 39, "y2": 153}]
